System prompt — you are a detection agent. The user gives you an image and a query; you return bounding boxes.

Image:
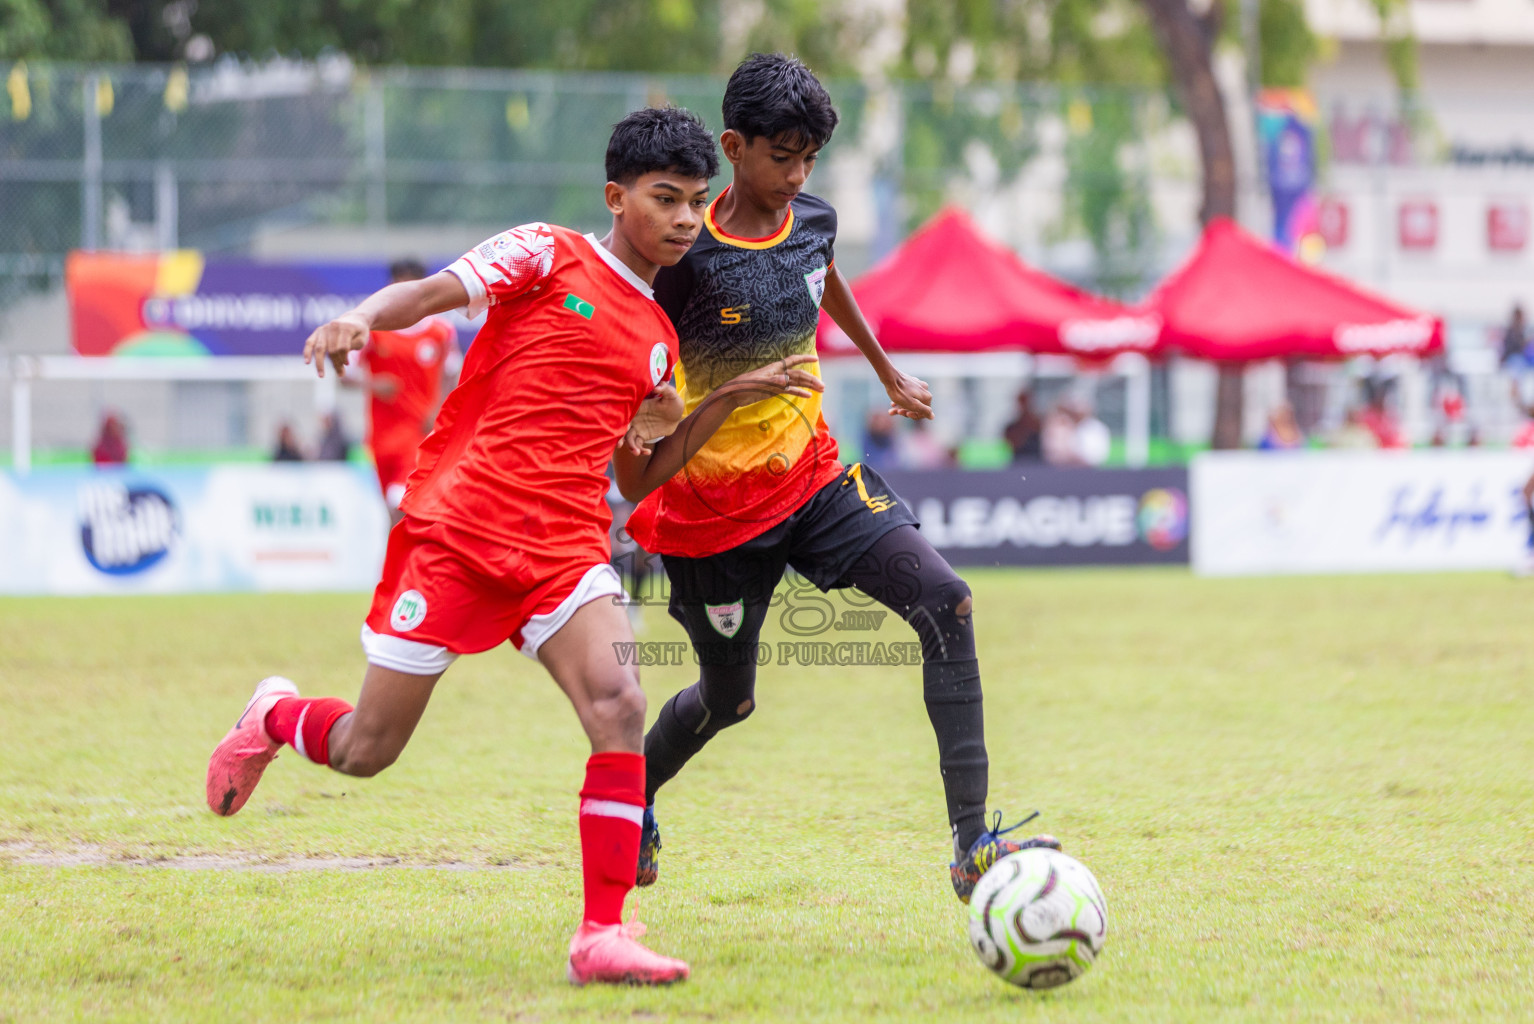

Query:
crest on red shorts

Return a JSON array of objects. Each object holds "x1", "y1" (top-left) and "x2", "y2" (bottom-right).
[{"x1": 391, "y1": 589, "x2": 428, "y2": 632}]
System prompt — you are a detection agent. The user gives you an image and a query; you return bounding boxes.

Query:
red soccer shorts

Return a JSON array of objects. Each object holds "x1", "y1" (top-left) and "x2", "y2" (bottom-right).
[{"x1": 361, "y1": 517, "x2": 624, "y2": 674}]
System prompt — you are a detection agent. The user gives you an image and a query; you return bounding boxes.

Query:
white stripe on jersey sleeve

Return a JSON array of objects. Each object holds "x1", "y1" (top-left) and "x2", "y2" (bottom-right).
[{"x1": 446, "y1": 222, "x2": 556, "y2": 318}]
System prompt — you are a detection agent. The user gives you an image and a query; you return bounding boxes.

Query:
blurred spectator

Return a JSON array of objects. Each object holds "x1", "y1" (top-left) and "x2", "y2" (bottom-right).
[
  {"x1": 1257, "y1": 402, "x2": 1305, "y2": 451},
  {"x1": 91, "y1": 413, "x2": 129, "y2": 466},
  {"x1": 1330, "y1": 407, "x2": 1378, "y2": 449},
  {"x1": 897, "y1": 417, "x2": 952, "y2": 470},
  {"x1": 1002, "y1": 389, "x2": 1042, "y2": 462},
  {"x1": 861, "y1": 410, "x2": 898, "y2": 471},
  {"x1": 273, "y1": 422, "x2": 305, "y2": 462},
  {"x1": 1360, "y1": 393, "x2": 1406, "y2": 449},
  {"x1": 1075, "y1": 402, "x2": 1111, "y2": 466},
  {"x1": 1511, "y1": 380, "x2": 1534, "y2": 448},
  {"x1": 1042, "y1": 398, "x2": 1110, "y2": 467},
  {"x1": 1501, "y1": 303, "x2": 1528, "y2": 368},
  {"x1": 1041, "y1": 402, "x2": 1078, "y2": 465},
  {"x1": 315, "y1": 413, "x2": 352, "y2": 461}
]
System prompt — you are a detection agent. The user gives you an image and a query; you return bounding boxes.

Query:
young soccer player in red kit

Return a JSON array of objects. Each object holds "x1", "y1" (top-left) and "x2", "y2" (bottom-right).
[
  {"x1": 352, "y1": 258, "x2": 459, "y2": 522},
  {"x1": 204, "y1": 107, "x2": 822, "y2": 986}
]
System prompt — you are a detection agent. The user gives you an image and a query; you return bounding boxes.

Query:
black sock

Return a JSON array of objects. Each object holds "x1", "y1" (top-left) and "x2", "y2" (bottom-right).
[
  {"x1": 642, "y1": 686, "x2": 711, "y2": 806},
  {"x1": 844, "y1": 526, "x2": 996, "y2": 856},
  {"x1": 924, "y1": 655, "x2": 989, "y2": 852}
]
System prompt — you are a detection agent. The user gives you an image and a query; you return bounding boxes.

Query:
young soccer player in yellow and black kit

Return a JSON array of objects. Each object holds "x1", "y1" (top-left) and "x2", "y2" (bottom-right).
[{"x1": 613, "y1": 54, "x2": 1060, "y2": 903}]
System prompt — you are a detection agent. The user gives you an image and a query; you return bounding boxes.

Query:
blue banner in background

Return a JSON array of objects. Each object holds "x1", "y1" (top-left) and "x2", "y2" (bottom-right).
[{"x1": 68, "y1": 251, "x2": 480, "y2": 357}]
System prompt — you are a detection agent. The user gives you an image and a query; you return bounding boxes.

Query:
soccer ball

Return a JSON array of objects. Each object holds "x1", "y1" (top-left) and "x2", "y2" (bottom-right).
[{"x1": 967, "y1": 847, "x2": 1107, "y2": 989}]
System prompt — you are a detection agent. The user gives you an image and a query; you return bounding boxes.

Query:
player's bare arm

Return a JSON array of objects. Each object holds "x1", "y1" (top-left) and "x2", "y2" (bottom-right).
[
  {"x1": 820, "y1": 264, "x2": 933, "y2": 421},
  {"x1": 612, "y1": 353, "x2": 824, "y2": 502},
  {"x1": 303, "y1": 271, "x2": 469, "y2": 378}
]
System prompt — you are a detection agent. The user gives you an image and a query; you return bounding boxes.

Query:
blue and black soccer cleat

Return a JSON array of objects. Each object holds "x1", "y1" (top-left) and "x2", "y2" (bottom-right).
[
  {"x1": 950, "y1": 810, "x2": 1062, "y2": 904},
  {"x1": 635, "y1": 805, "x2": 662, "y2": 887}
]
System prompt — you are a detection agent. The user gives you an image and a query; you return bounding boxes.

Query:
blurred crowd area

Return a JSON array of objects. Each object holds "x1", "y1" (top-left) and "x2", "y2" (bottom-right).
[
  {"x1": 5, "y1": 60, "x2": 1534, "y2": 465},
  {"x1": 848, "y1": 316, "x2": 1534, "y2": 472}
]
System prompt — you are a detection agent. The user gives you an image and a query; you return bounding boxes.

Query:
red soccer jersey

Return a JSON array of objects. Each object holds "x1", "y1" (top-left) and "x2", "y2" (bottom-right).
[
  {"x1": 399, "y1": 223, "x2": 677, "y2": 572},
  {"x1": 359, "y1": 318, "x2": 456, "y2": 454}
]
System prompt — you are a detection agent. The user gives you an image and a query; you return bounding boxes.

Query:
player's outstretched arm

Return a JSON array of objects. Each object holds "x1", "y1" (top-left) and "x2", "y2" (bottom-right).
[
  {"x1": 620, "y1": 384, "x2": 686, "y2": 458},
  {"x1": 612, "y1": 354, "x2": 824, "y2": 502},
  {"x1": 820, "y1": 264, "x2": 933, "y2": 421},
  {"x1": 302, "y1": 271, "x2": 469, "y2": 378}
]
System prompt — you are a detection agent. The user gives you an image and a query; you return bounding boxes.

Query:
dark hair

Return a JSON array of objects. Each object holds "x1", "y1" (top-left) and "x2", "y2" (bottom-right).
[
  {"x1": 722, "y1": 53, "x2": 839, "y2": 150},
  {"x1": 388, "y1": 258, "x2": 427, "y2": 282},
  {"x1": 606, "y1": 106, "x2": 719, "y2": 185}
]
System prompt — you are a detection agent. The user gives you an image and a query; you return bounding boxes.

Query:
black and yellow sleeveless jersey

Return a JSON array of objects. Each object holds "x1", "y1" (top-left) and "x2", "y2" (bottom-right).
[{"x1": 627, "y1": 188, "x2": 845, "y2": 557}]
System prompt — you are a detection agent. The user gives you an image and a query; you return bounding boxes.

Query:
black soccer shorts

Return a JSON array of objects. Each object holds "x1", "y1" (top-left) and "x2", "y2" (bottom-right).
[{"x1": 660, "y1": 462, "x2": 920, "y2": 662}]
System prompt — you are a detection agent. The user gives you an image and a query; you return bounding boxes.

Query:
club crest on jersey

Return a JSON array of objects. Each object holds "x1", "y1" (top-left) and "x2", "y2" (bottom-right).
[
  {"x1": 649, "y1": 343, "x2": 671, "y2": 385},
  {"x1": 804, "y1": 265, "x2": 828, "y2": 306},
  {"x1": 391, "y1": 589, "x2": 428, "y2": 632},
  {"x1": 706, "y1": 601, "x2": 744, "y2": 638}
]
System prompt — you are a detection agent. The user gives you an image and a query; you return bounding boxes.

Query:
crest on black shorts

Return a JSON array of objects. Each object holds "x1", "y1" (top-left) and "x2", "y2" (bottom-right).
[{"x1": 705, "y1": 600, "x2": 744, "y2": 638}]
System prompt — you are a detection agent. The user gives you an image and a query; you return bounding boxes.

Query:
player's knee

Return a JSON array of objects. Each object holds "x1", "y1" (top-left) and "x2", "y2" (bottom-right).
[
  {"x1": 905, "y1": 574, "x2": 975, "y2": 662},
  {"x1": 709, "y1": 695, "x2": 755, "y2": 731},
  {"x1": 587, "y1": 669, "x2": 647, "y2": 731},
  {"x1": 922, "y1": 575, "x2": 973, "y2": 627},
  {"x1": 694, "y1": 663, "x2": 757, "y2": 735}
]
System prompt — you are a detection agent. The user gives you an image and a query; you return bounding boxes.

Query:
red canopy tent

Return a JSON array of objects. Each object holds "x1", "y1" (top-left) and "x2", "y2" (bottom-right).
[
  {"x1": 1140, "y1": 217, "x2": 1444, "y2": 361},
  {"x1": 816, "y1": 207, "x2": 1163, "y2": 358}
]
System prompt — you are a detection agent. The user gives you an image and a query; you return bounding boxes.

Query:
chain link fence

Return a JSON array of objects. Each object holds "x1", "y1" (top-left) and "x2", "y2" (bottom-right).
[{"x1": 0, "y1": 60, "x2": 1186, "y2": 304}]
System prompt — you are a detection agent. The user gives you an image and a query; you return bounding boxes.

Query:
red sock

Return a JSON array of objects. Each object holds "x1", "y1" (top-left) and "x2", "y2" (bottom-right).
[
  {"x1": 579, "y1": 751, "x2": 645, "y2": 926},
  {"x1": 264, "y1": 697, "x2": 354, "y2": 766}
]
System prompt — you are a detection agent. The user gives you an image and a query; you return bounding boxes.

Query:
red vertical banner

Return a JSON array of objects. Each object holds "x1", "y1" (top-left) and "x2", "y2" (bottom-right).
[
  {"x1": 1398, "y1": 199, "x2": 1438, "y2": 251},
  {"x1": 1487, "y1": 200, "x2": 1529, "y2": 252}
]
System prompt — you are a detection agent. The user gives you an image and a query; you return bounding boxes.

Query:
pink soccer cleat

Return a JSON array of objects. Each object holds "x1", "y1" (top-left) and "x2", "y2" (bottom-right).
[
  {"x1": 205, "y1": 676, "x2": 299, "y2": 817},
  {"x1": 567, "y1": 920, "x2": 690, "y2": 986}
]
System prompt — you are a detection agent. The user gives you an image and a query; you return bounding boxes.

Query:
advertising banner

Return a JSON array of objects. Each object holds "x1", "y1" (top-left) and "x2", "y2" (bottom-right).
[
  {"x1": 1258, "y1": 89, "x2": 1320, "y2": 257},
  {"x1": 0, "y1": 465, "x2": 389, "y2": 594},
  {"x1": 879, "y1": 467, "x2": 1190, "y2": 567},
  {"x1": 66, "y1": 252, "x2": 479, "y2": 358},
  {"x1": 1191, "y1": 451, "x2": 1531, "y2": 576}
]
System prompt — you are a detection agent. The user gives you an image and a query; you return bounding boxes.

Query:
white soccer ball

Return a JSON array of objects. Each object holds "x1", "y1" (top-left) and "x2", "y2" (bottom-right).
[{"x1": 967, "y1": 847, "x2": 1107, "y2": 989}]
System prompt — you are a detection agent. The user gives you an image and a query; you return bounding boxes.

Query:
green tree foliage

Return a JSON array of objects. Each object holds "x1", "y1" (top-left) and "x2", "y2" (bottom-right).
[
  {"x1": 0, "y1": 0, "x2": 852, "y2": 74},
  {"x1": 898, "y1": 0, "x2": 1320, "y2": 283},
  {"x1": 1365, "y1": 0, "x2": 1417, "y2": 93},
  {"x1": 1257, "y1": 0, "x2": 1317, "y2": 88},
  {"x1": 0, "y1": 0, "x2": 133, "y2": 61}
]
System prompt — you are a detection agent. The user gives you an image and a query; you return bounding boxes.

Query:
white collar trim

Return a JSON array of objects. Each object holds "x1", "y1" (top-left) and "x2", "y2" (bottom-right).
[{"x1": 583, "y1": 233, "x2": 654, "y2": 300}]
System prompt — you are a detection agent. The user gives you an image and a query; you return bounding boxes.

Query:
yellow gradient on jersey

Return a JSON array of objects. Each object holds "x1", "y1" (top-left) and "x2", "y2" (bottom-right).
[{"x1": 675, "y1": 359, "x2": 825, "y2": 482}]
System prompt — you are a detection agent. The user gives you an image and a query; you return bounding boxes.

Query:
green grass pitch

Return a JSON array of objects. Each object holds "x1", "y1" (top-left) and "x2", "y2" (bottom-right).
[{"x1": 3, "y1": 569, "x2": 1532, "y2": 1022}]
